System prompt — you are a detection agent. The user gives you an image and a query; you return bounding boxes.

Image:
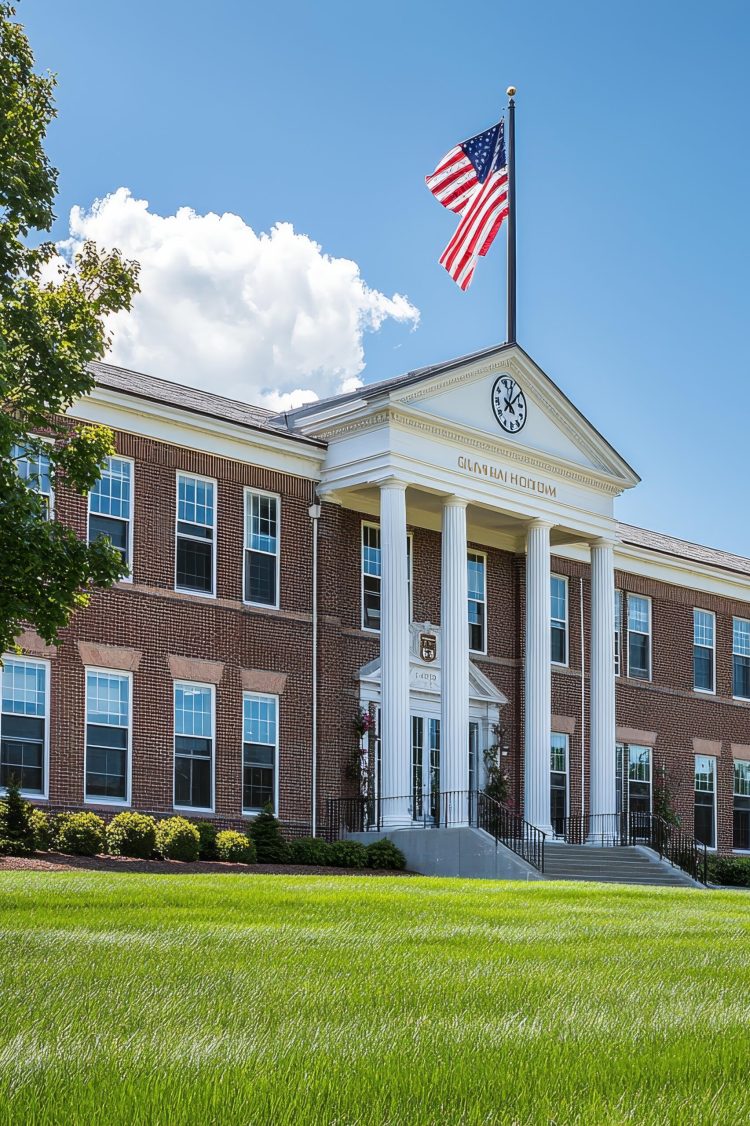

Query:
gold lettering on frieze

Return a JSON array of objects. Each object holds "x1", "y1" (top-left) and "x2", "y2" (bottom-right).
[{"x1": 457, "y1": 455, "x2": 557, "y2": 499}]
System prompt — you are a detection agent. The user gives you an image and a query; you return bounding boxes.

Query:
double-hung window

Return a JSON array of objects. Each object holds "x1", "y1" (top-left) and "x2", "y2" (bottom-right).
[
  {"x1": 0, "y1": 657, "x2": 48, "y2": 796},
  {"x1": 627, "y1": 594, "x2": 651, "y2": 680},
  {"x1": 468, "y1": 551, "x2": 487, "y2": 653},
  {"x1": 693, "y1": 609, "x2": 715, "y2": 693},
  {"x1": 243, "y1": 694, "x2": 278, "y2": 813},
  {"x1": 733, "y1": 618, "x2": 750, "y2": 700},
  {"x1": 361, "y1": 523, "x2": 412, "y2": 631},
  {"x1": 176, "y1": 473, "x2": 216, "y2": 595},
  {"x1": 551, "y1": 575, "x2": 568, "y2": 665},
  {"x1": 733, "y1": 760, "x2": 750, "y2": 851},
  {"x1": 694, "y1": 755, "x2": 716, "y2": 849},
  {"x1": 12, "y1": 442, "x2": 52, "y2": 518},
  {"x1": 174, "y1": 683, "x2": 214, "y2": 811},
  {"x1": 614, "y1": 590, "x2": 622, "y2": 676},
  {"x1": 85, "y1": 670, "x2": 131, "y2": 803},
  {"x1": 244, "y1": 490, "x2": 280, "y2": 606},
  {"x1": 88, "y1": 456, "x2": 133, "y2": 569}
]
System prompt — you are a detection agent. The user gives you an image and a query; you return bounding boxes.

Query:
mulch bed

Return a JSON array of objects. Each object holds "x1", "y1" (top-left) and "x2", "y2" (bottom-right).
[{"x1": 0, "y1": 852, "x2": 415, "y2": 876}]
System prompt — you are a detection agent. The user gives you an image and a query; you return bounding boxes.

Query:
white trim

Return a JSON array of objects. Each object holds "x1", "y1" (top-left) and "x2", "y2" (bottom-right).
[
  {"x1": 626, "y1": 593, "x2": 652, "y2": 682},
  {"x1": 732, "y1": 616, "x2": 750, "y2": 701},
  {"x1": 241, "y1": 691, "x2": 280, "y2": 815},
  {"x1": 361, "y1": 520, "x2": 380, "y2": 633},
  {"x1": 468, "y1": 548, "x2": 488, "y2": 656},
  {"x1": 87, "y1": 455, "x2": 135, "y2": 582},
  {"x1": 693, "y1": 608, "x2": 716, "y2": 695},
  {"x1": 614, "y1": 589, "x2": 622, "y2": 677},
  {"x1": 173, "y1": 680, "x2": 216, "y2": 813},
  {"x1": 174, "y1": 471, "x2": 218, "y2": 599},
  {"x1": 83, "y1": 665, "x2": 133, "y2": 807},
  {"x1": 550, "y1": 573, "x2": 569, "y2": 668},
  {"x1": 0, "y1": 653, "x2": 51, "y2": 800},
  {"x1": 243, "y1": 487, "x2": 281, "y2": 610}
]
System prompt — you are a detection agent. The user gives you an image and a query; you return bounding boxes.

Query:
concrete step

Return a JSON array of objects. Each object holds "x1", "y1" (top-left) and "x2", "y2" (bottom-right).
[{"x1": 542, "y1": 845, "x2": 697, "y2": 887}]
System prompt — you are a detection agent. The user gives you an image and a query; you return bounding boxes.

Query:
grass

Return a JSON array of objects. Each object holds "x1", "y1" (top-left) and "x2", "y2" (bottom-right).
[{"x1": 0, "y1": 874, "x2": 749, "y2": 1125}]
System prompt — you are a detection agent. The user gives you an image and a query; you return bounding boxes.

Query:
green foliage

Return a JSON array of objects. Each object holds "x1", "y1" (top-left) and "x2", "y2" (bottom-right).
[
  {"x1": 288, "y1": 836, "x2": 333, "y2": 866},
  {"x1": 483, "y1": 725, "x2": 510, "y2": 805},
  {"x1": 707, "y1": 856, "x2": 750, "y2": 887},
  {"x1": 215, "y1": 830, "x2": 257, "y2": 864},
  {"x1": 365, "y1": 837, "x2": 406, "y2": 870},
  {"x1": 0, "y1": 777, "x2": 35, "y2": 855},
  {"x1": 106, "y1": 812, "x2": 157, "y2": 859},
  {"x1": 194, "y1": 820, "x2": 219, "y2": 861},
  {"x1": 0, "y1": 3, "x2": 140, "y2": 657},
  {"x1": 29, "y1": 806, "x2": 52, "y2": 850},
  {"x1": 53, "y1": 811, "x2": 106, "y2": 856},
  {"x1": 155, "y1": 817, "x2": 200, "y2": 862},
  {"x1": 328, "y1": 840, "x2": 368, "y2": 869},
  {"x1": 247, "y1": 804, "x2": 290, "y2": 864}
]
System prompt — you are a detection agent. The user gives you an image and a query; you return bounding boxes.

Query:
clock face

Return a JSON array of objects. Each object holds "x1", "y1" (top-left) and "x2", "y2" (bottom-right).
[{"x1": 491, "y1": 374, "x2": 527, "y2": 434}]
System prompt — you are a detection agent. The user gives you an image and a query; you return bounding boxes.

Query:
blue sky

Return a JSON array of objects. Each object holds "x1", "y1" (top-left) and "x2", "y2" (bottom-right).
[{"x1": 25, "y1": 0, "x2": 750, "y2": 552}]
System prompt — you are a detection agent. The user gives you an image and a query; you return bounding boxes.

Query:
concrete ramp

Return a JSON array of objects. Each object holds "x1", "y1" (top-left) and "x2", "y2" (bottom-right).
[{"x1": 347, "y1": 827, "x2": 542, "y2": 881}]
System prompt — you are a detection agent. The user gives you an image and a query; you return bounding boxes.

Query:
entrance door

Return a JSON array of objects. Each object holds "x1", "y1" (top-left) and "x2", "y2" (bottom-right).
[
  {"x1": 411, "y1": 715, "x2": 440, "y2": 824},
  {"x1": 550, "y1": 733, "x2": 568, "y2": 835}
]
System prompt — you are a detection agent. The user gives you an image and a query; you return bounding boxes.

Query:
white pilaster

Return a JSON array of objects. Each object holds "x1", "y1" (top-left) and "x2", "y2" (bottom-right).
[
  {"x1": 589, "y1": 539, "x2": 616, "y2": 833},
  {"x1": 524, "y1": 519, "x2": 553, "y2": 835},
  {"x1": 379, "y1": 479, "x2": 411, "y2": 827},
  {"x1": 441, "y1": 497, "x2": 469, "y2": 825}
]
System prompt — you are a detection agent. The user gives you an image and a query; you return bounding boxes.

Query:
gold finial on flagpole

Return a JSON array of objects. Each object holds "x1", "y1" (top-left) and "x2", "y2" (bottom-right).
[{"x1": 506, "y1": 86, "x2": 517, "y2": 97}]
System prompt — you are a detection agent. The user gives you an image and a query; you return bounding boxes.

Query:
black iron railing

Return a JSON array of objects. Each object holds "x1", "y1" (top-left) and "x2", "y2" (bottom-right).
[
  {"x1": 476, "y1": 791, "x2": 546, "y2": 873},
  {"x1": 554, "y1": 811, "x2": 708, "y2": 884}
]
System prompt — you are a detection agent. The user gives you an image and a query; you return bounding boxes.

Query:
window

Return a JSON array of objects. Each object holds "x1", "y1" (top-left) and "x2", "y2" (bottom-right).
[
  {"x1": 694, "y1": 754, "x2": 716, "y2": 849},
  {"x1": 176, "y1": 474, "x2": 216, "y2": 595},
  {"x1": 360, "y1": 523, "x2": 412, "y2": 631},
  {"x1": 85, "y1": 670, "x2": 130, "y2": 803},
  {"x1": 614, "y1": 590, "x2": 622, "y2": 676},
  {"x1": 244, "y1": 490, "x2": 280, "y2": 606},
  {"x1": 174, "y1": 683, "x2": 214, "y2": 810},
  {"x1": 693, "y1": 609, "x2": 715, "y2": 693},
  {"x1": 551, "y1": 575, "x2": 568, "y2": 665},
  {"x1": 243, "y1": 694, "x2": 278, "y2": 812},
  {"x1": 0, "y1": 657, "x2": 48, "y2": 796},
  {"x1": 468, "y1": 551, "x2": 486, "y2": 653},
  {"x1": 733, "y1": 618, "x2": 750, "y2": 700},
  {"x1": 550, "y1": 733, "x2": 568, "y2": 834},
  {"x1": 88, "y1": 456, "x2": 133, "y2": 569},
  {"x1": 733, "y1": 760, "x2": 750, "y2": 850},
  {"x1": 627, "y1": 594, "x2": 651, "y2": 680},
  {"x1": 12, "y1": 442, "x2": 52, "y2": 518}
]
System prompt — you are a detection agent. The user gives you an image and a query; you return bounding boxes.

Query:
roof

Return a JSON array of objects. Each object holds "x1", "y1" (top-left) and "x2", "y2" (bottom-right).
[
  {"x1": 618, "y1": 523, "x2": 750, "y2": 579},
  {"x1": 89, "y1": 362, "x2": 324, "y2": 448}
]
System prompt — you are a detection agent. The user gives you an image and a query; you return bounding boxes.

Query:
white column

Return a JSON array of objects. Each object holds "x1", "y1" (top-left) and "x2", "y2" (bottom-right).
[
  {"x1": 379, "y1": 479, "x2": 411, "y2": 827},
  {"x1": 589, "y1": 539, "x2": 616, "y2": 835},
  {"x1": 524, "y1": 520, "x2": 553, "y2": 835},
  {"x1": 441, "y1": 497, "x2": 469, "y2": 825}
]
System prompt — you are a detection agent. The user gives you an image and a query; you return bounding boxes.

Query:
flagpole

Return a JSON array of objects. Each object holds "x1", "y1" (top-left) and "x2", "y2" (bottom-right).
[{"x1": 506, "y1": 86, "x2": 517, "y2": 344}]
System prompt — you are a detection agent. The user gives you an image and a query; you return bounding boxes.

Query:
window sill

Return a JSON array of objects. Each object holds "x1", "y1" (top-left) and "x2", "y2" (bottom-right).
[
  {"x1": 693, "y1": 687, "x2": 716, "y2": 696},
  {"x1": 243, "y1": 600, "x2": 281, "y2": 612},
  {"x1": 84, "y1": 797, "x2": 130, "y2": 808},
  {"x1": 174, "y1": 805, "x2": 214, "y2": 815}
]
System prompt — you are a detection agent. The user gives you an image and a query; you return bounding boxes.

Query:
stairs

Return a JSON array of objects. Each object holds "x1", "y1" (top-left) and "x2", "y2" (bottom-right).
[{"x1": 543, "y1": 843, "x2": 700, "y2": 887}]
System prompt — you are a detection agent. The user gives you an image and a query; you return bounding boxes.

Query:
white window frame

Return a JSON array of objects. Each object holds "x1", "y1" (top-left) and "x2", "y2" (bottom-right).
[
  {"x1": 243, "y1": 488, "x2": 281, "y2": 609},
  {"x1": 174, "y1": 472, "x2": 218, "y2": 598},
  {"x1": 694, "y1": 753, "x2": 717, "y2": 852},
  {"x1": 614, "y1": 590, "x2": 622, "y2": 677},
  {"x1": 732, "y1": 617, "x2": 750, "y2": 701},
  {"x1": 0, "y1": 654, "x2": 50, "y2": 800},
  {"x1": 173, "y1": 680, "x2": 215, "y2": 813},
  {"x1": 83, "y1": 666, "x2": 132, "y2": 807},
  {"x1": 241, "y1": 691, "x2": 280, "y2": 815},
  {"x1": 626, "y1": 594, "x2": 652, "y2": 681},
  {"x1": 550, "y1": 731, "x2": 569, "y2": 823},
  {"x1": 550, "y1": 573, "x2": 569, "y2": 667},
  {"x1": 732, "y1": 759, "x2": 750, "y2": 853},
  {"x1": 360, "y1": 521, "x2": 413, "y2": 632},
  {"x1": 87, "y1": 455, "x2": 134, "y2": 581},
  {"x1": 12, "y1": 439, "x2": 54, "y2": 520},
  {"x1": 468, "y1": 549, "x2": 488, "y2": 656},
  {"x1": 693, "y1": 608, "x2": 716, "y2": 695}
]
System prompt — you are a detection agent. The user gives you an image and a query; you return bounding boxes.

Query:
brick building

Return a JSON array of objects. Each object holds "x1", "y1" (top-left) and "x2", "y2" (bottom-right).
[{"x1": 5, "y1": 341, "x2": 750, "y2": 858}]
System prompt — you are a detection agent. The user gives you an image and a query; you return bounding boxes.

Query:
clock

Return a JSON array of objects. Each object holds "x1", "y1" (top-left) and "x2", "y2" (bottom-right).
[{"x1": 491, "y1": 374, "x2": 527, "y2": 434}]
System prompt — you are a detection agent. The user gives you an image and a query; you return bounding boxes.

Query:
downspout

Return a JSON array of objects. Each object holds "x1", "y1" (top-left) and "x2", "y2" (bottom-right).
[
  {"x1": 308, "y1": 500, "x2": 321, "y2": 836},
  {"x1": 580, "y1": 576, "x2": 586, "y2": 820}
]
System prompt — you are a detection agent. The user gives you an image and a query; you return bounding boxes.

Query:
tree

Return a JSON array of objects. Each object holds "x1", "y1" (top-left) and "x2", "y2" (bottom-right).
[
  {"x1": 0, "y1": 3, "x2": 140, "y2": 658},
  {"x1": 0, "y1": 775, "x2": 35, "y2": 855}
]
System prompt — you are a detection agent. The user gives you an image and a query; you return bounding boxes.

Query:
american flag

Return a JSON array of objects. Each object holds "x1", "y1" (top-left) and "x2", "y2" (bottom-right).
[{"x1": 425, "y1": 121, "x2": 509, "y2": 291}]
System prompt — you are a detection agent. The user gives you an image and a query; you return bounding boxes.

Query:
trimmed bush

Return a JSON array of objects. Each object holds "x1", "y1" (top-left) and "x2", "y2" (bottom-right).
[
  {"x1": 53, "y1": 812, "x2": 106, "y2": 857},
  {"x1": 366, "y1": 837, "x2": 406, "y2": 870},
  {"x1": 289, "y1": 836, "x2": 333, "y2": 866},
  {"x1": 106, "y1": 812, "x2": 157, "y2": 859},
  {"x1": 328, "y1": 839, "x2": 368, "y2": 869},
  {"x1": 216, "y1": 830, "x2": 257, "y2": 864},
  {"x1": 195, "y1": 820, "x2": 219, "y2": 861},
  {"x1": 248, "y1": 805, "x2": 290, "y2": 864},
  {"x1": 0, "y1": 778, "x2": 35, "y2": 856},
  {"x1": 155, "y1": 816, "x2": 200, "y2": 862},
  {"x1": 708, "y1": 856, "x2": 750, "y2": 887},
  {"x1": 30, "y1": 807, "x2": 53, "y2": 851}
]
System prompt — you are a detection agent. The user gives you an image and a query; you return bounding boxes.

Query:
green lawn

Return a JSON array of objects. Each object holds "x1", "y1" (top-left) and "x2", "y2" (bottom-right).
[{"x1": 0, "y1": 873, "x2": 749, "y2": 1125}]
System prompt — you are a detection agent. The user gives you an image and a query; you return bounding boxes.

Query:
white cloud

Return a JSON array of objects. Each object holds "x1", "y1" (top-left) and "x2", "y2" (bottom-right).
[{"x1": 56, "y1": 188, "x2": 419, "y2": 408}]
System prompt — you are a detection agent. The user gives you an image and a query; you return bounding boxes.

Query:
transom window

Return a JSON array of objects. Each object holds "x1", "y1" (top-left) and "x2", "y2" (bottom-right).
[
  {"x1": 12, "y1": 442, "x2": 52, "y2": 518},
  {"x1": 360, "y1": 523, "x2": 412, "y2": 631},
  {"x1": 0, "y1": 657, "x2": 48, "y2": 796},
  {"x1": 468, "y1": 551, "x2": 486, "y2": 653},
  {"x1": 243, "y1": 694, "x2": 278, "y2": 813},
  {"x1": 627, "y1": 594, "x2": 651, "y2": 680},
  {"x1": 733, "y1": 618, "x2": 750, "y2": 700},
  {"x1": 89, "y1": 456, "x2": 133, "y2": 569},
  {"x1": 176, "y1": 474, "x2": 216, "y2": 595},
  {"x1": 551, "y1": 575, "x2": 568, "y2": 665},
  {"x1": 734, "y1": 760, "x2": 750, "y2": 850},
  {"x1": 85, "y1": 670, "x2": 130, "y2": 803},
  {"x1": 693, "y1": 609, "x2": 715, "y2": 693},
  {"x1": 244, "y1": 490, "x2": 280, "y2": 607},
  {"x1": 174, "y1": 683, "x2": 214, "y2": 811}
]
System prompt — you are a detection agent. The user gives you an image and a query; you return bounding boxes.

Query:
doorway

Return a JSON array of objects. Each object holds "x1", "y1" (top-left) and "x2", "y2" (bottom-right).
[{"x1": 411, "y1": 714, "x2": 440, "y2": 824}]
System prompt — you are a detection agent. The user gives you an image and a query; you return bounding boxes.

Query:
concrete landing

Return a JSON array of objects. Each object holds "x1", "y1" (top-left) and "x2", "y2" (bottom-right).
[{"x1": 346, "y1": 826, "x2": 542, "y2": 881}]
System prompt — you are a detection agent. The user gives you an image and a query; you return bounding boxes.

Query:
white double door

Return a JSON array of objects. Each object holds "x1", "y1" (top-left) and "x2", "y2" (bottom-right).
[{"x1": 410, "y1": 712, "x2": 480, "y2": 824}]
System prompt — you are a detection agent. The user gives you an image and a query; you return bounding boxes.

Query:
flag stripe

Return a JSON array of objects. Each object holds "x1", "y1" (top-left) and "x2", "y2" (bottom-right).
[{"x1": 439, "y1": 172, "x2": 508, "y2": 271}]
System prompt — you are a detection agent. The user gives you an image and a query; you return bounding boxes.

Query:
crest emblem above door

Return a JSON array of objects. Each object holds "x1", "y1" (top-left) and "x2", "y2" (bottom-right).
[{"x1": 419, "y1": 632, "x2": 437, "y2": 663}]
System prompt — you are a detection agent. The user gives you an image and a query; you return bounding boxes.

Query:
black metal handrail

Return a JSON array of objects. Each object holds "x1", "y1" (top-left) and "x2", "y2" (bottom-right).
[
  {"x1": 476, "y1": 791, "x2": 546, "y2": 873},
  {"x1": 553, "y1": 811, "x2": 708, "y2": 884}
]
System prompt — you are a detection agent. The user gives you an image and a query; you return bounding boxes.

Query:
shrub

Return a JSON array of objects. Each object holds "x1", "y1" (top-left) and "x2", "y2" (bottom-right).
[
  {"x1": 30, "y1": 807, "x2": 53, "y2": 851},
  {"x1": 106, "y1": 812, "x2": 157, "y2": 859},
  {"x1": 155, "y1": 816, "x2": 200, "y2": 862},
  {"x1": 248, "y1": 804, "x2": 290, "y2": 864},
  {"x1": 366, "y1": 837, "x2": 406, "y2": 870},
  {"x1": 708, "y1": 856, "x2": 750, "y2": 887},
  {"x1": 216, "y1": 830, "x2": 257, "y2": 864},
  {"x1": 53, "y1": 812, "x2": 106, "y2": 856},
  {"x1": 0, "y1": 778, "x2": 35, "y2": 856},
  {"x1": 328, "y1": 839, "x2": 368, "y2": 869},
  {"x1": 195, "y1": 820, "x2": 219, "y2": 861},
  {"x1": 289, "y1": 836, "x2": 333, "y2": 866}
]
